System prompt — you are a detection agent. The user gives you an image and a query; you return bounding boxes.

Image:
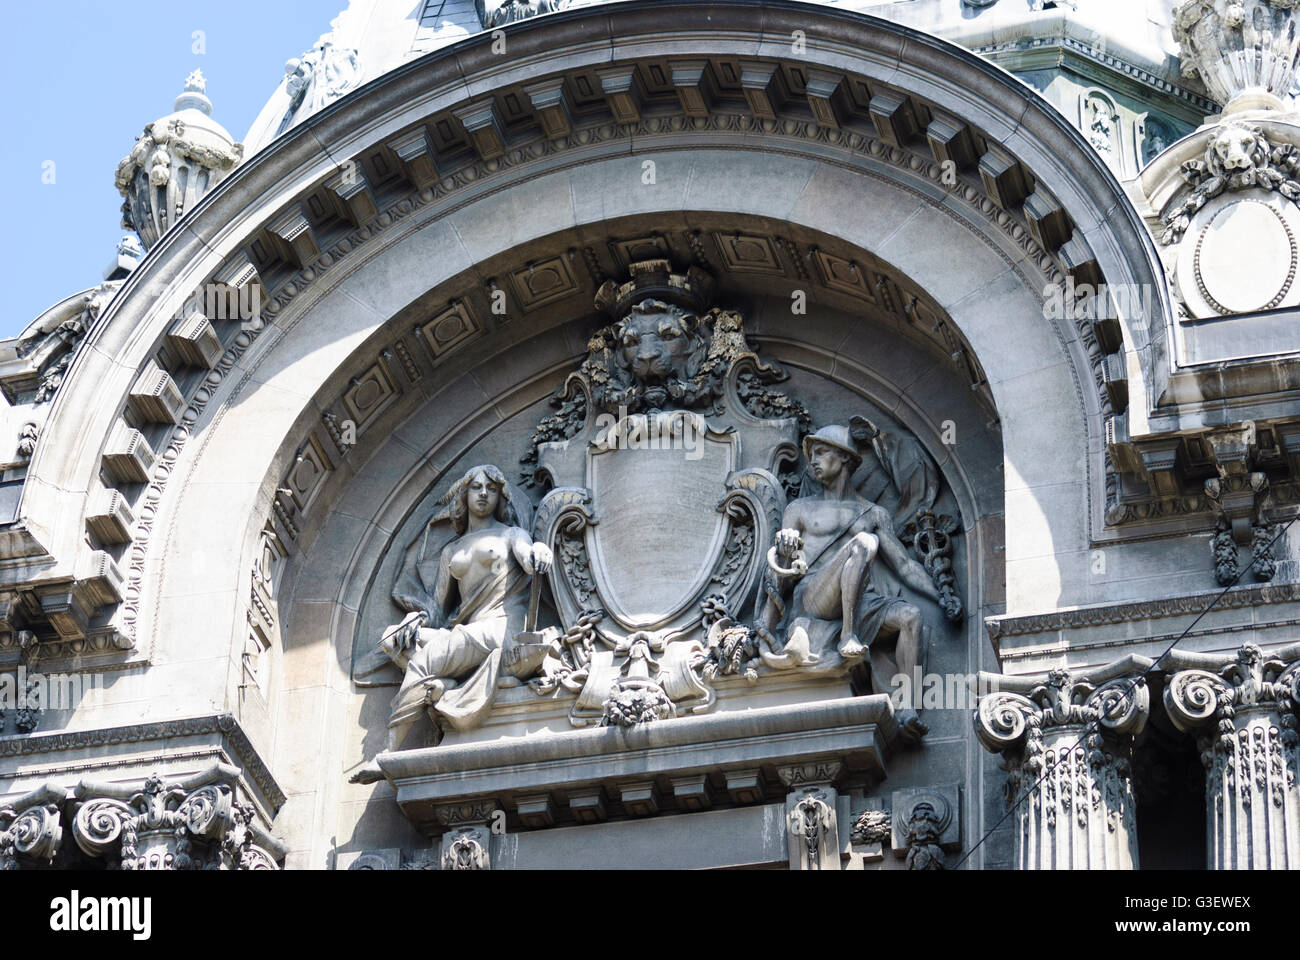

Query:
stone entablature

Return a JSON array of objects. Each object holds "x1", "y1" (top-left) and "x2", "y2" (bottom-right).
[
  {"x1": 986, "y1": 580, "x2": 1300, "y2": 673},
  {"x1": 376, "y1": 696, "x2": 897, "y2": 833}
]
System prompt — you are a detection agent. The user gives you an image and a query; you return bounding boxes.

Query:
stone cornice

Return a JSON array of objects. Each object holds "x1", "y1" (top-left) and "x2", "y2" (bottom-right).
[
  {"x1": 971, "y1": 34, "x2": 1214, "y2": 119},
  {"x1": 987, "y1": 579, "x2": 1300, "y2": 647},
  {"x1": 0, "y1": 713, "x2": 285, "y2": 815},
  {"x1": 378, "y1": 695, "x2": 896, "y2": 833}
]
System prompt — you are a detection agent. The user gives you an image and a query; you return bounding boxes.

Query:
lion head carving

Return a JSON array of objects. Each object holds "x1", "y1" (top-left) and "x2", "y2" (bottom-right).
[
  {"x1": 1159, "y1": 122, "x2": 1300, "y2": 244},
  {"x1": 1206, "y1": 121, "x2": 1272, "y2": 187},
  {"x1": 611, "y1": 299, "x2": 708, "y2": 388}
]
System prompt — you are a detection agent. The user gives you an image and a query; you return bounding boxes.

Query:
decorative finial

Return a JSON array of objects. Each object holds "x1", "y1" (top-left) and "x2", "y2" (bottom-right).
[{"x1": 173, "y1": 68, "x2": 213, "y2": 115}]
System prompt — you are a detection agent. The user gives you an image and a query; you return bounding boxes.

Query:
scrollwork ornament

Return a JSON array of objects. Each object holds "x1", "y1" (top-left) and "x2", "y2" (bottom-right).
[
  {"x1": 1165, "y1": 668, "x2": 1229, "y2": 732},
  {"x1": 787, "y1": 788, "x2": 834, "y2": 869},
  {"x1": 442, "y1": 826, "x2": 489, "y2": 870},
  {"x1": 179, "y1": 784, "x2": 234, "y2": 841},
  {"x1": 0, "y1": 803, "x2": 63, "y2": 868},
  {"x1": 72, "y1": 797, "x2": 135, "y2": 859},
  {"x1": 974, "y1": 691, "x2": 1037, "y2": 754},
  {"x1": 1086, "y1": 676, "x2": 1149, "y2": 738}
]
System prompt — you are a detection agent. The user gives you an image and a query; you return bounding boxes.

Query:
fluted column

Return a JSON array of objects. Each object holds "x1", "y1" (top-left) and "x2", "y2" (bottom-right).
[
  {"x1": 974, "y1": 658, "x2": 1152, "y2": 870},
  {"x1": 1163, "y1": 642, "x2": 1300, "y2": 869}
]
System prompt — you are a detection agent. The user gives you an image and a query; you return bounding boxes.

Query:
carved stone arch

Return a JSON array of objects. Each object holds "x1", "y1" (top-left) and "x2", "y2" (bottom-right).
[{"x1": 3, "y1": 0, "x2": 1176, "y2": 864}]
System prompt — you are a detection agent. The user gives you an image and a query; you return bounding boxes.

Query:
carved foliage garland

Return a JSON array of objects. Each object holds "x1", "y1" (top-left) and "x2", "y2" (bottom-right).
[{"x1": 1161, "y1": 122, "x2": 1300, "y2": 245}]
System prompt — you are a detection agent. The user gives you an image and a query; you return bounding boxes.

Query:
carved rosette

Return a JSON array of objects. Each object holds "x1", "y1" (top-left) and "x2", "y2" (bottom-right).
[
  {"x1": 1163, "y1": 641, "x2": 1300, "y2": 868},
  {"x1": 71, "y1": 763, "x2": 280, "y2": 870},
  {"x1": 974, "y1": 664, "x2": 1150, "y2": 869}
]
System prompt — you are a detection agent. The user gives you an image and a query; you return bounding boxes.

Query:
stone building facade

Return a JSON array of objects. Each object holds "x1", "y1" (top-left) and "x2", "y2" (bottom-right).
[{"x1": 0, "y1": 0, "x2": 1297, "y2": 870}]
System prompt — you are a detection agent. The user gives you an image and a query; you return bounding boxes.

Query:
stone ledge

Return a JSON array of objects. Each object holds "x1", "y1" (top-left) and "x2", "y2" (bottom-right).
[{"x1": 377, "y1": 695, "x2": 896, "y2": 833}]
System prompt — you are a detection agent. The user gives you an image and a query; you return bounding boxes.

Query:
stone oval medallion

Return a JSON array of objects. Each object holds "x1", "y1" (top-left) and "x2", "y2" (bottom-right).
[{"x1": 1190, "y1": 199, "x2": 1298, "y2": 316}]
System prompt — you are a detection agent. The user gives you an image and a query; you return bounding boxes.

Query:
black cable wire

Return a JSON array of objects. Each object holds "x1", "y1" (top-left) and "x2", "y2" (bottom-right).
[{"x1": 952, "y1": 512, "x2": 1299, "y2": 869}]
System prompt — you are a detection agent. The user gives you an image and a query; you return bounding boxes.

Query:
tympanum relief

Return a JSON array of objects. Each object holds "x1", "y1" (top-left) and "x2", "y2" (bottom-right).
[{"x1": 352, "y1": 260, "x2": 965, "y2": 776}]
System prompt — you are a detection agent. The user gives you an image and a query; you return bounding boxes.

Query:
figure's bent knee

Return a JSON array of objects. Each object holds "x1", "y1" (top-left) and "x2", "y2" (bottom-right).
[
  {"x1": 850, "y1": 531, "x2": 879, "y2": 559},
  {"x1": 898, "y1": 604, "x2": 922, "y2": 630}
]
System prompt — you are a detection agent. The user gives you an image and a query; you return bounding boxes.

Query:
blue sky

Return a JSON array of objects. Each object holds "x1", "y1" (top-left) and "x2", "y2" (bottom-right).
[{"x1": 0, "y1": 0, "x2": 344, "y2": 339}]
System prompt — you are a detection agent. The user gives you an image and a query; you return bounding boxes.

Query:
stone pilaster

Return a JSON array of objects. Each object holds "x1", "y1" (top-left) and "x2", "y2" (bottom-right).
[
  {"x1": 974, "y1": 658, "x2": 1152, "y2": 869},
  {"x1": 71, "y1": 761, "x2": 280, "y2": 870},
  {"x1": 778, "y1": 762, "x2": 843, "y2": 871},
  {"x1": 1163, "y1": 642, "x2": 1300, "y2": 869}
]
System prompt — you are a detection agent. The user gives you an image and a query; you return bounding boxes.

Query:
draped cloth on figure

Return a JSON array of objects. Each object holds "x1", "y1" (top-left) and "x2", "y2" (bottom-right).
[
  {"x1": 385, "y1": 527, "x2": 532, "y2": 732},
  {"x1": 353, "y1": 470, "x2": 537, "y2": 728}
]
